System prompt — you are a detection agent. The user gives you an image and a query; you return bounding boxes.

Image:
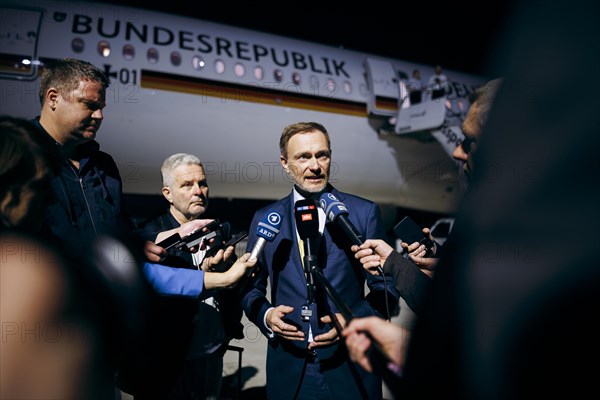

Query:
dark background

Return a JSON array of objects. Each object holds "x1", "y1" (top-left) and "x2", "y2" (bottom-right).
[{"x1": 98, "y1": 1, "x2": 517, "y2": 76}]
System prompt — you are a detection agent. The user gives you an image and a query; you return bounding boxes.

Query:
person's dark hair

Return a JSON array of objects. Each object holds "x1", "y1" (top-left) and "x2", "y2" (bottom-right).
[
  {"x1": 469, "y1": 78, "x2": 503, "y2": 129},
  {"x1": 279, "y1": 122, "x2": 331, "y2": 158},
  {"x1": 0, "y1": 116, "x2": 59, "y2": 226},
  {"x1": 38, "y1": 58, "x2": 109, "y2": 105}
]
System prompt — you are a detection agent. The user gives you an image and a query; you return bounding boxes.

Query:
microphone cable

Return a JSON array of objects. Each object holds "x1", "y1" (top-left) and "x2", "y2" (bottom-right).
[{"x1": 376, "y1": 264, "x2": 391, "y2": 322}]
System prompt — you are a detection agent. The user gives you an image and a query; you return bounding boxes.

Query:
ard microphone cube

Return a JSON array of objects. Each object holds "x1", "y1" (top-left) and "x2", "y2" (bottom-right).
[{"x1": 249, "y1": 211, "x2": 282, "y2": 261}]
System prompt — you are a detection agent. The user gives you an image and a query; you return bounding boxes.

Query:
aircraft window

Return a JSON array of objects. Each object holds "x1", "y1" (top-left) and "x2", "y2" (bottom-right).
[
  {"x1": 309, "y1": 75, "x2": 319, "y2": 90},
  {"x1": 72, "y1": 38, "x2": 84, "y2": 53},
  {"x1": 171, "y1": 52, "x2": 182, "y2": 67},
  {"x1": 359, "y1": 83, "x2": 368, "y2": 97},
  {"x1": 98, "y1": 41, "x2": 111, "y2": 58},
  {"x1": 147, "y1": 48, "x2": 159, "y2": 64},
  {"x1": 192, "y1": 56, "x2": 205, "y2": 70},
  {"x1": 326, "y1": 79, "x2": 336, "y2": 92},
  {"x1": 234, "y1": 63, "x2": 245, "y2": 77},
  {"x1": 214, "y1": 59, "x2": 225, "y2": 74},
  {"x1": 292, "y1": 72, "x2": 301, "y2": 85},
  {"x1": 273, "y1": 69, "x2": 283, "y2": 82},
  {"x1": 254, "y1": 66, "x2": 264, "y2": 80},
  {"x1": 343, "y1": 81, "x2": 352, "y2": 94},
  {"x1": 123, "y1": 44, "x2": 135, "y2": 61}
]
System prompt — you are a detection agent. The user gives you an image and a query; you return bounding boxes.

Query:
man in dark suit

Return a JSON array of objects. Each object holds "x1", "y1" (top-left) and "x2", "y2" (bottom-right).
[
  {"x1": 126, "y1": 153, "x2": 250, "y2": 400},
  {"x1": 241, "y1": 122, "x2": 399, "y2": 400}
]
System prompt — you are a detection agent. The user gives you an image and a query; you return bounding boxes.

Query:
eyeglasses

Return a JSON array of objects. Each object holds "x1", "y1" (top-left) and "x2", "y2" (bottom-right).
[{"x1": 460, "y1": 137, "x2": 477, "y2": 154}]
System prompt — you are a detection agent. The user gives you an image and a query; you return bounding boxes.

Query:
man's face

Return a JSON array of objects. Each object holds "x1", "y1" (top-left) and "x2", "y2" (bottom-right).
[
  {"x1": 163, "y1": 164, "x2": 209, "y2": 221},
  {"x1": 281, "y1": 130, "x2": 331, "y2": 193},
  {"x1": 53, "y1": 80, "x2": 106, "y2": 144},
  {"x1": 453, "y1": 100, "x2": 482, "y2": 181}
]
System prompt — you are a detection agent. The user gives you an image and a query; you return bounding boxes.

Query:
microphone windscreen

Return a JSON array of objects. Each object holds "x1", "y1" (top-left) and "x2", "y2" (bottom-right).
[
  {"x1": 294, "y1": 199, "x2": 319, "y2": 239},
  {"x1": 256, "y1": 211, "x2": 282, "y2": 242},
  {"x1": 319, "y1": 192, "x2": 348, "y2": 222}
]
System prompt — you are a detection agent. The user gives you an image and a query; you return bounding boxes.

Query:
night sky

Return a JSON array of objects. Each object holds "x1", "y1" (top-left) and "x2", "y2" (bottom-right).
[{"x1": 98, "y1": 0, "x2": 517, "y2": 76}]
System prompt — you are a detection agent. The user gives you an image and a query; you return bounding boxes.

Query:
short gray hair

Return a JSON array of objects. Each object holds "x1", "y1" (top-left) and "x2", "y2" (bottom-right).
[{"x1": 161, "y1": 153, "x2": 203, "y2": 187}]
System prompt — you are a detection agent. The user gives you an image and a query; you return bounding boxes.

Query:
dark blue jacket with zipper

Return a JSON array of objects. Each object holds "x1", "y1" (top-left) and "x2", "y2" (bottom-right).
[{"x1": 32, "y1": 117, "x2": 134, "y2": 256}]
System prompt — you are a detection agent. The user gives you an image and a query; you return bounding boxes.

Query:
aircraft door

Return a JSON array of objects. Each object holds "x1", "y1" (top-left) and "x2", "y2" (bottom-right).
[
  {"x1": 0, "y1": 5, "x2": 43, "y2": 81},
  {"x1": 364, "y1": 57, "x2": 400, "y2": 117}
]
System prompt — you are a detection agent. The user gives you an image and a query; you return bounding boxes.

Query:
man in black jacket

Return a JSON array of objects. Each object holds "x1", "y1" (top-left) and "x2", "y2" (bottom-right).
[
  {"x1": 31, "y1": 58, "x2": 132, "y2": 257},
  {"x1": 132, "y1": 153, "x2": 246, "y2": 400}
]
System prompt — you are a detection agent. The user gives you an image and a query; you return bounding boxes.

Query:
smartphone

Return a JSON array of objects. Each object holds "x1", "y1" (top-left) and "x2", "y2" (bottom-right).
[
  {"x1": 156, "y1": 232, "x2": 182, "y2": 251},
  {"x1": 156, "y1": 219, "x2": 222, "y2": 251},
  {"x1": 393, "y1": 216, "x2": 435, "y2": 256},
  {"x1": 393, "y1": 216, "x2": 425, "y2": 244},
  {"x1": 204, "y1": 231, "x2": 248, "y2": 258},
  {"x1": 179, "y1": 219, "x2": 222, "y2": 250}
]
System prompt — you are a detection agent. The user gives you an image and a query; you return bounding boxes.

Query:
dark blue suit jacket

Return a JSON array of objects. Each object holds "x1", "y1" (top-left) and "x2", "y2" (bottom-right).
[{"x1": 241, "y1": 187, "x2": 399, "y2": 400}]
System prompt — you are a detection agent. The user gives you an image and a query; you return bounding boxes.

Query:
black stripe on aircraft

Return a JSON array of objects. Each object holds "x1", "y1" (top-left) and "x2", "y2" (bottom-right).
[{"x1": 141, "y1": 70, "x2": 368, "y2": 116}]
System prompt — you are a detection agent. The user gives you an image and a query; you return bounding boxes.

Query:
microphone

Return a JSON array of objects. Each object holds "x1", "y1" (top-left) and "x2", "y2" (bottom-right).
[
  {"x1": 238, "y1": 210, "x2": 282, "y2": 294},
  {"x1": 294, "y1": 199, "x2": 319, "y2": 305},
  {"x1": 319, "y1": 192, "x2": 384, "y2": 275},
  {"x1": 294, "y1": 199, "x2": 319, "y2": 240},
  {"x1": 249, "y1": 210, "x2": 282, "y2": 261},
  {"x1": 319, "y1": 192, "x2": 363, "y2": 247}
]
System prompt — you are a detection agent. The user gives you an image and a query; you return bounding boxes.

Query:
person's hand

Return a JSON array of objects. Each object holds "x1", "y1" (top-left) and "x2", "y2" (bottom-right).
[
  {"x1": 177, "y1": 219, "x2": 218, "y2": 252},
  {"x1": 266, "y1": 305, "x2": 305, "y2": 341},
  {"x1": 178, "y1": 219, "x2": 215, "y2": 237},
  {"x1": 202, "y1": 253, "x2": 256, "y2": 288},
  {"x1": 220, "y1": 252, "x2": 255, "y2": 285},
  {"x1": 201, "y1": 245, "x2": 235, "y2": 271},
  {"x1": 342, "y1": 316, "x2": 409, "y2": 373},
  {"x1": 144, "y1": 241, "x2": 166, "y2": 262},
  {"x1": 153, "y1": 219, "x2": 216, "y2": 252},
  {"x1": 401, "y1": 228, "x2": 436, "y2": 258},
  {"x1": 400, "y1": 228, "x2": 438, "y2": 276},
  {"x1": 309, "y1": 313, "x2": 346, "y2": 349},
  {"x1": 351, "y1": 239, "x2": 393, "y2": 275},
  {"x1": 408, "y1": 255, "x2": 438, "y2": 277}
]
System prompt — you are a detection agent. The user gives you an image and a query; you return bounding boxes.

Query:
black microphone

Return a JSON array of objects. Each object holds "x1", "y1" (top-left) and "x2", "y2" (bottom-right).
[
  {"x1": 294, "y1": 199, "x2": 319, "y2": 303},
  {"x1": 319, "y1": 193, "x2": 400, "y2": 385},
  {"x1": 249, "y1": 210, "x2": 282, "y2": 261},
  {"x1": 319, "y1": 192, "x2": 384, "y2": 275},
  {"x1": 319, "y1": 193, "x2": 363, "y2": 247},
  {"x1": 294, "y1": 199, "x2": 319, "y2": 241}
]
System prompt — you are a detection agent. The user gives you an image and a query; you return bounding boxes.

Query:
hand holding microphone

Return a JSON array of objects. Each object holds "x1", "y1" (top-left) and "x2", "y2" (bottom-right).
[
  {"x1": 353, "y1": 240, "x2": 394, "y2": 276},
  {"x1": 249, "y1": 210, "x2": 282, "y2": 261},
  {"x1": 238, "y1": 210, "x2": 282, "y2": 293},
  {"x1": 319, "y1": 193, "x2": 384, "y2": 275},
  {"x1": 318, "y1": 193, "x2": 398, "y2": 383}
]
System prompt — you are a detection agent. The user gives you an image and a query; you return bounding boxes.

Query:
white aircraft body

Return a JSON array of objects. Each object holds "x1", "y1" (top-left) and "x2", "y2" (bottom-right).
[{"x1": 0, "y1": 0, "x2": 485, "y2": 214}]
